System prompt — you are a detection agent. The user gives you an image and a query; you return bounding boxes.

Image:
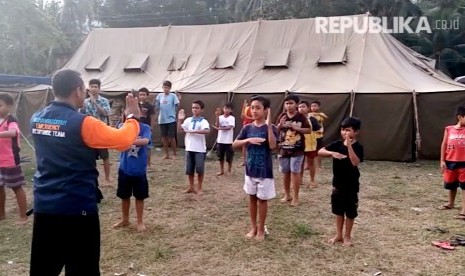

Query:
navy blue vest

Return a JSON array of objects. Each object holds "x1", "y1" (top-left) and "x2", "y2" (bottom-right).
[{"x1": 31, "y1": 101, "x2": 99, "y2": 215}]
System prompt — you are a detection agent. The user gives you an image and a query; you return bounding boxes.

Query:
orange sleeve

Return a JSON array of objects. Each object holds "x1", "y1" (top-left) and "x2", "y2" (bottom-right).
[{"x1": 81, "y1": 116, "x2": 140, "y2": 151}]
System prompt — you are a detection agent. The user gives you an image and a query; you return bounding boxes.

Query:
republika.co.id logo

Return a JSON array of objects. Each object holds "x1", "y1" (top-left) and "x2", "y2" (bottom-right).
[{"x1": 315, "y1": 16, "x2": 460, "y2": 34}]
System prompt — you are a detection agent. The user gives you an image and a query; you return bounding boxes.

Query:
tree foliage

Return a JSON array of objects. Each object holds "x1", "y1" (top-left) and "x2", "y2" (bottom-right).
[{"x1": 0, "y1": 0, "x2": 67, "y2": 75}]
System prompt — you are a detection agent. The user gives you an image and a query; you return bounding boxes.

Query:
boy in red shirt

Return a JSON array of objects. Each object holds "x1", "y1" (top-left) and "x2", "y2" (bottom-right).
[
  {"x1": 0, "y1": 94, "x2": 28, "y2": 224},
  {"x1": 440, "y1": 106, "x2": 465, "y2": 219}
]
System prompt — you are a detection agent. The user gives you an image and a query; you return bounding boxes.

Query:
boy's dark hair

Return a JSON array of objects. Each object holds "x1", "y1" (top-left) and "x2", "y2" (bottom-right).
[
  {"x1": 299, "y1": 100, "x2": 310, "y2": 107},
  {"x1": 250, "y1": 95, "x2": 271, "y2": 109},
  {"x1": 193, "y1": 100, "x2": 205, "y2": 109},
  {"x1": 138, "y1": 87, "x2": 149, "y2": 94},
  {"x1": 456, "y1": 106, "x2": 465, "y2": 117},
  {"x1": 52, "y1": 69, "x2": 84, "y2": 98},
  {"x1": 89, "y1": 79, "x2": 101, "y2": 88},
  {"x1": 163, "y1": 80, "x2": 172, "y2": 88},
  {"x1": 311, "y1": 100, "x2": 321, "y2": 106},
  {"x1": 0, "y1": 93, "x2": 14, "y2": 106},
  {"x1": 284, "y1": 94, "x2": 299, "y2": 104},
  {"x1": 341, "y1": 117, "x2": 361, "y2": 131},
  {"x1": 224, "y1": 102, "x2": 233, "y2": 109}
]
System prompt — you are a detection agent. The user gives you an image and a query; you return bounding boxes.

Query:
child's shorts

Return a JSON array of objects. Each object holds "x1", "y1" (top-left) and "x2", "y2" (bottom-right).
[
  {"x1": 304, "y1": 151, "x2": 318, "y2": 160},
  {"x1": 279, "y1": 155, "x2": 304, "y2": 174},
  {"x1": 0, "y1": 166, "x2": 25, "y2": 189},
  {"x1": 443, "y1": 161, "x2": 465, "y2": 190},
  {"x1": 316, "y1": 138, "x2": 324, "y2": 150},
  {"x1": 217, "y1": 143, "x2": 234, "y2": 163},
  {"x1": 243, "y1": 176, "x2": 276, "y2": 200},
  {"x1": 331, "y1": 188, "x2": 359, "y2": 219},
  {"x1": 185, "y1": 151, "x2": 206, "y2": 175},
  {"x1": 117, "y1": 170, "x2": 149, "y2": 200}
]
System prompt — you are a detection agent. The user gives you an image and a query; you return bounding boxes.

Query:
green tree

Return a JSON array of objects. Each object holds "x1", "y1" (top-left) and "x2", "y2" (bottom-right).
[{"x1": 0, "y1": 0, "x2": 67, "y2": 75}]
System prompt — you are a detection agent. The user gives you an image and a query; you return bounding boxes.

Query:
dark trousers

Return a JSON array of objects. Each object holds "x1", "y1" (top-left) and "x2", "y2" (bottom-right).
[{"x1": 30, "y1": 213, "x2": 100, "y2": 276}]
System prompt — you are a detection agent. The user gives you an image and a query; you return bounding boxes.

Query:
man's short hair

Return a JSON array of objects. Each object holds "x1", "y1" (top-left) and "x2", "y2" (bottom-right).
[
  {"x1": 52, "y1": 69, "x2": 84, "y2": 98},
  {"x1": 250, "y1": 95, "x2": 271, "y2": 109},
  {"x1": 284, "y1": 94, "x2": 299, "y2": 104},
  {"x1": 193, "y1": 100, "x2": 205, "y2": 109},
  {"x1": 163, "y1": 80, "x2": 172, "y2": 88},
  {"x1": 138, "y1": 87, "x2": 149, "y2": 94},
  {"x1": 89, "y1": 79, "x2": 101, "y2": 88},
  {"x1": 341, "y1": 117, "x2": 361, "y2": 131},
  {"x1": 0, "y1": 93, "x2": 14, "y2": 106},
  {"x1": 456, "y1": 106, "x2": 465, "y2": 117}
]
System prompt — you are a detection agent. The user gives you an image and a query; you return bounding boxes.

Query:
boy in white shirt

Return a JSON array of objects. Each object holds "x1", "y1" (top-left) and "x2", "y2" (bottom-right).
[
  {"x1": 177, "y1": 100, "x2": 210, "y2": 195},
  {"x1": 212, "y1": 103, "x2": 235, "y2": 176}
]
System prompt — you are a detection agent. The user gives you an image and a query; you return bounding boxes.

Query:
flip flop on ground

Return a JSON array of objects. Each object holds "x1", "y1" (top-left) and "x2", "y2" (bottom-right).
[
  {"x1": 431, "y1": 241, "x2": 455, "y2": 250},
  {"x1": 454, "y1": 214, "x2": 465, "y2": 220},
  {"x1": 437, "y1": 205, "x2": 454, "y2": 210}
]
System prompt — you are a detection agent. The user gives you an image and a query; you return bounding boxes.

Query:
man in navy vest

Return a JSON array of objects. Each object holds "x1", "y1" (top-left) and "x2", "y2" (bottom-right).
[{"x1": 29, "y1": 69, "x2": 140, "y2": 276}]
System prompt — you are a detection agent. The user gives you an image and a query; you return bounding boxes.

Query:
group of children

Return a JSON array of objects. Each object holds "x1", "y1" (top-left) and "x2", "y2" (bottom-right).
[{"x1": 5, "y1": 87, "x2": 465, "y2": 246}]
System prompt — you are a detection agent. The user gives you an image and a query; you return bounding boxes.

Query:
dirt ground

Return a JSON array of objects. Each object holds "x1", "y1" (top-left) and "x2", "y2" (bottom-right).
[{"x1": 0, "y1": 147, "x2": 465, "y2": 276}]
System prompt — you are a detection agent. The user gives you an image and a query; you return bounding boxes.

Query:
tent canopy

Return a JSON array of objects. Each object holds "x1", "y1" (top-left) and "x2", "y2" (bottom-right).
[{"x1": 62, "y1": 14, "x2": 465, "y2": 161}]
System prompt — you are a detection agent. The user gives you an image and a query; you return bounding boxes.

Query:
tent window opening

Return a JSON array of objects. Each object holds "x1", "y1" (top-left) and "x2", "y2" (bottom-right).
[
  {"x1": 85, "y1": 55, "x2": 109, "y2": 72},
  {"x1": 317, "y1": 45, "x2": 347, "y2": 65},
  {"x1": 214, "y1": 49, "x2": 239, "y2": 69},
  {"x1": 168, "y1": 54, "x2": 190, "y2": 71},
  {"x1": 124, "y1": 54, "x2": 149, "y2": 72},
  {"x1": 264, "y1": 48, "x2": 290, "y2": 68}
]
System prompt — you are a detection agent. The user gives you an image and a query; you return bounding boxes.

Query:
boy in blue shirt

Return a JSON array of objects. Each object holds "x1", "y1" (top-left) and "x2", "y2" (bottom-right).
[
  {"x1": 233, "y1": 96, "x2": 277, "y2": 241},
  {"x1": 113, "y1": 111, "x2": 151, "y2": 232}
]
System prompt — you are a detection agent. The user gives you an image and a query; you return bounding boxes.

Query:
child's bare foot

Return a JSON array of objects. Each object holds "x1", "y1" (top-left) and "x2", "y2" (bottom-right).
[
  {"x1": 255, "y1": 232, "x2": 265, "y2": 241},
  {"x1": 0, "y1": 215, "x2": 6, "y2": 221},
  {"x1": 184, "y1": 188, "x2": 196, "y2": 194},
  {"x1": 245, "y1": 229, "x2": 257, "y2": 238},
  {"x1": 343, "y1": 238, "x2": 353, "y2": 247},
  {"x1": 328, "y1": 236, "x2": 343, "y2": 245},
  {"x1": 216, "y1": 171, "x2": 224, "y2": 176},
  {"x1": 290, "y1": 200, "x2": 299, "y2": 207},
  {"x1": 162, "y1": 155, "x2": 172, "y2": 160},
  {"x1": 310, "y1": 181, "x2": 317, "y2": 188},
  {"x1": 280, "y1": 196, "x2": 292, "y2": 203},
  {"x1": 112, "y1": 220, "x2": 130, "y2": 229},
  {"x1": 137, "y1": 223, "x2": 146, "y2": 232},
  {"x1": 15, "y1": 217, "x2": 29, "y2": 225},
  {"x1": 196, "y1": 190, "x2": 203, "y2": 196}
]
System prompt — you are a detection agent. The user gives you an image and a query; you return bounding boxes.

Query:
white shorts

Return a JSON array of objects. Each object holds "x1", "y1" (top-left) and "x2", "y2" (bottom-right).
[{"x1": 243, "y1": 176, "x2": 276, "y2": 200}]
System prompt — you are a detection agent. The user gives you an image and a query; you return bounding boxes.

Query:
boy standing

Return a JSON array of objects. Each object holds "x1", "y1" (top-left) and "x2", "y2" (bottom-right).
[
  {"x1": 138, "y1": 87, "x2": 155, "y2": 167},
  {"x1": 155, "y1": 81, "x2": 179, "y2": 159},
  {"x1": 0, "y1": 94, "x2": 28, "y2": 224},
  {"x1": 177, "y1": 100, "x2": 210, "y2": 195},
  {"x1": 113, "y1": 112, "x2": 151, "y2": 232},
  {"x1": 233, "y1": 96, "x2": 277, "y2": 241},
  {"x1": 82, "y1": 79, "x2": 112, "y2": 183},
  {"x1": 318, "y1": 117, "x2": 363, "y2": 246},
  {"x1": 277, "y1": 95, "x2": 311, "y2": 206},
  {"x1": 309, "y1": 101, "x2": 328, "y2": 169},
  {"x1": 213, "y1": 103, "x2": 235, "y2": 176},
  {"x1": 240, "y1": 99, "x2": 254, "y2": 166},
  {"x1": 298, "y1": 101, "x2": 321, "y2": 188},
  {"x1": 439, "y1": 106, "x2": 465, "y2": 219}
]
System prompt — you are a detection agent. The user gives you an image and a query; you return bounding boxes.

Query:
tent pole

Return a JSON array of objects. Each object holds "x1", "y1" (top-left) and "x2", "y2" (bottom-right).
[
  {"x1": 412, "y1": 90, "x2": 421, "y2": 160},
  {"x1": 349, "y1": 90, "x2": 356, "y2": 117}
]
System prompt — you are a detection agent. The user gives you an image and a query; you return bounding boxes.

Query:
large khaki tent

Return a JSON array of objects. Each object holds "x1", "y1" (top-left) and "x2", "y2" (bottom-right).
[
  {"x1": 0, "y1": 84, "x2": 53, "y2": 135},
  {"x1": 62, "y1": 14, "x2": 465, "y2": 161}
]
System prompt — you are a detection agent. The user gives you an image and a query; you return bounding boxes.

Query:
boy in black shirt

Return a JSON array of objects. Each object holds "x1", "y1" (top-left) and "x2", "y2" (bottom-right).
[
  {"x1": 138, "y1": 87, "x2": 155, "y2": 167},
  {"x1": 318, "y1": 117, "x2": 363, "y2": 246}
]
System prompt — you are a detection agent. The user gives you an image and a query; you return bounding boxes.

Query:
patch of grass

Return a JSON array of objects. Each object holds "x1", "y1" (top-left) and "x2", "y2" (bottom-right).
[
  {"x1": 3, "y1": 146, "x2": 465, "y2": 275},
  {"x1": 292, "y1": 223, "x2": 319, "y2": 239}
]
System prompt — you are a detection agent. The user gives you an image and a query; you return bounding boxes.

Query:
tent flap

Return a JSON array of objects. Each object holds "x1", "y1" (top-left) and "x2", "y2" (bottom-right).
[
  {"x1": 85, "y1": 55, "x2": 109, "y2": 71},
  {"x1": 264, "y1": 48, "x2": 290, "y2": 68},
  {"x1": 124, "y1": 53, "x2": 149, "y2": 72},
  {"x1": 168, "y1": 53, "x2": 190, "y2": 71},
  {"x1": 317, "y1": 45, "x2": 347, "y2": 64},
  {"x1": 214, "y1": 49, "x2": 238, "y2": 69}
]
